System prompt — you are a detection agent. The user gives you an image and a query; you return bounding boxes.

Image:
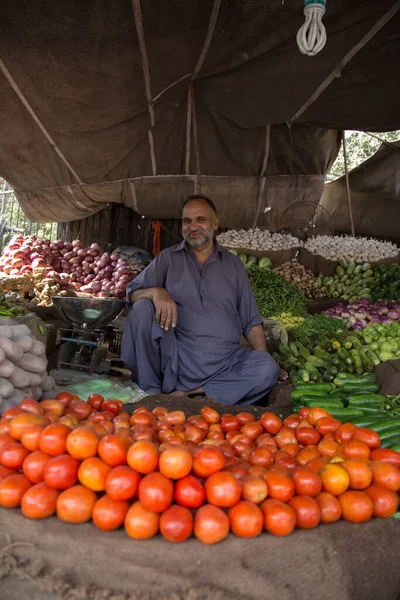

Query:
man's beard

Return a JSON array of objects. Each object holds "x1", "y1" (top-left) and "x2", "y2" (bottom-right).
[{"x1": 184, "y1": 229, "x2": 213, "y2": 249}]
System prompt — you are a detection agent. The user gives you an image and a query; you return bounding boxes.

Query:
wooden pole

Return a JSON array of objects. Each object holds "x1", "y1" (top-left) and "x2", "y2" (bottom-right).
[{"x1": 342, "y1": 130, "x2": 355, "y2": 237}]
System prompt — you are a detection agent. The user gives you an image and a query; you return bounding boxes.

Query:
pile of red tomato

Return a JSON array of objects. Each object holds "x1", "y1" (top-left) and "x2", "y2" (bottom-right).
[{"x1": 0, "y1": 393, "x2": 400, "y2": 544}]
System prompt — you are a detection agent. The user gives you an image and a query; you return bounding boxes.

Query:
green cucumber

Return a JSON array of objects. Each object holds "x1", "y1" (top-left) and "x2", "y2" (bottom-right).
[
  {"x1": 294, "y1": 383, "x2": 334, "y2": 392},
  {"x1": 302, "y1": 399, "x2": 344, "y2": 409},
  {"x1": 348, "y1": 394, "x2": 386, "y2": 405},
  {"x1": 329, "y1": 408, "x2": 366, "y2": 420},
  {"x1": 291, "y1": 389, "x2": 328, "y2": 401},
  {"x1": 339, "y1": 383, "x2": 380, "y2": 394},
  {"x1": 381, "y1": 435, "x2": 400, "y2": 449},
  {"x1": 370, "y1": 419, "x2": 400, "y2": 433},
  {"x1": 349, "y1": 404, "x2": 382, "y2": 414},
  {"x1": 378, "y1": 427, "x2": 400, "y2": 441},
  {"x1": 390, "y1": 444, "x2": 400, "y2": 452},
  {"x1": 346, "y1": 415, "x2": 389, "y2": 427}
]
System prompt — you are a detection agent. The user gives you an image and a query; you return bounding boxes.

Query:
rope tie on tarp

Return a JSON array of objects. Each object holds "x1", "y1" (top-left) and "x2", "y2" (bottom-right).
[
  {"x1": 152, "y1": 220, "x2": 162, "y2": 256},
  {"x1": 297, "y1": 0, "x2": 327, "y2": 56}
]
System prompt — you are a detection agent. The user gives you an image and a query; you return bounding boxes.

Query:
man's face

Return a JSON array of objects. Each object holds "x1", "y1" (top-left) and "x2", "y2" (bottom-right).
[{"x1": 182, "y1": 200, "x2": 219, "y2": 250}]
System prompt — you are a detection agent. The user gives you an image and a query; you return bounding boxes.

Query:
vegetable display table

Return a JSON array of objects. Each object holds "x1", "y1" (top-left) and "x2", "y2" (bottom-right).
[{"x1": 0, "y1": 509, "x2": 399, "y2": 600}]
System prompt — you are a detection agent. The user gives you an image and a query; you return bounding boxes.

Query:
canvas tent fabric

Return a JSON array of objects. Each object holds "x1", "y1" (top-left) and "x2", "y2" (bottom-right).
[
  {"x1": 0, "y1": 1, "x2": 399, "y2": 228},
  {"x1": 319, "y1": 141, "x2": 400, "y2": 239}
]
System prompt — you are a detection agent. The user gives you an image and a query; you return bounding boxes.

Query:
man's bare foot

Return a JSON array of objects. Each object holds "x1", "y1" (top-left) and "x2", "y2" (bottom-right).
[{"x1": 169, "y1": 387, "x2": 205, "y2": 398}]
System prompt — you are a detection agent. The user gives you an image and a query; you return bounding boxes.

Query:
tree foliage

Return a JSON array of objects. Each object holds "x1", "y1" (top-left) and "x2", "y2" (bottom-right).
[{"x1": 328, "y1": 131, "x2": 400, "y2": 180}]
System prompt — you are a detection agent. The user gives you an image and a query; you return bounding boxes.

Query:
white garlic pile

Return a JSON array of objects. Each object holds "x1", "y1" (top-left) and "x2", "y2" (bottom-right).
[
  {"x1": 305, "y1": 235, "x2": 399, "y2": 263},
  {"x1": 216, "y1": 228, "x2": 302, "y2": 251}
]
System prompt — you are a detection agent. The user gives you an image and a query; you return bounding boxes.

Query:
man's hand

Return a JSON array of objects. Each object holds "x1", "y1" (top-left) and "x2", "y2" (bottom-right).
[{"x1": 152, "y1": 288, "x2": 178, "y2": 330}]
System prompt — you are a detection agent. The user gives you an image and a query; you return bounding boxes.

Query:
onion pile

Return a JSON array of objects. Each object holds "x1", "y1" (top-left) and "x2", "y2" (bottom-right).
[
  {"x1": 326, "y1": 299, "x2": 400, "y2": 330},
  {"x1": 216, "y1": 228, "x2": 301, "y2": 251},
  {"x1": 0, "y1": 236, "x2": 145, "y2": 299},
  {"x1": 305, "y1": 235, "x2": 398, "y2": 263}
]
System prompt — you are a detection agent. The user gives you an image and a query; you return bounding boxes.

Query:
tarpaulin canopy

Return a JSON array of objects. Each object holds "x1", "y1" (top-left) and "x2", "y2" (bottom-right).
[
  {"x1": 0, "y1": 1, "x2": 399, "y2": 229},
  {"x1": 320, "y1": 141, "x2": 400, "y2": 239}
]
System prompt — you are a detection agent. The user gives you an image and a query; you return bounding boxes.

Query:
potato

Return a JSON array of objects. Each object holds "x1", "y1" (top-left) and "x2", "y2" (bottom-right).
[
  {"x1": 0, "y1": 337, "x2": 24, "y2": 361},
  {"x1": 0, "y1": 347, "x2": 5, "y2": 364},
  {"x1": 9, "y1": 367, "x2": 31, "y2": 389},
  {"x1": 30, "y1": 341, "x2": 46, "y2": 356},
  {"x1": 11, "y1": 324, "x2": 31, "y2": 338},
  {"x1": 0, "y1": 378, "x2": 14, "y2": 398},
  {"x1": 13, "y1": 335, "x2": 34, "y2": 353},
  {"x1": 41, "y1": 375, "x2": 55, "y2": 392},
  {"x1": 0, "y1": 359, "x2": 16, "y2": 378},
  {"x1": 0, "y1": 326, "x2": 14, "y2": 339},
  {"x1": 3, "y1": 389, "x2": 24, "y2": 408},
  {"x1": 16, "y1": 353, "x2": 47, "y2": 374}
]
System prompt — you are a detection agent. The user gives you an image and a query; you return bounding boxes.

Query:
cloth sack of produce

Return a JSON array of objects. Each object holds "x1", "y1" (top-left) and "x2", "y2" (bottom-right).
[
  {"x1": 112, "y1": 246, "x2": 152, "y2": 267},
  {"x1": 0, "y1": 317, "x2": 58, "y2": 414}
]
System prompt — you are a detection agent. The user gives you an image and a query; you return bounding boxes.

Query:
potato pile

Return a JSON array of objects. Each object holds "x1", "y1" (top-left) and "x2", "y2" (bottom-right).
[
  {"x1": 0, "y1": 318, "x2": 57, "y2": 412},
  {"x1": 275, "y1": 260, "x2": 323, "y2": 299}
]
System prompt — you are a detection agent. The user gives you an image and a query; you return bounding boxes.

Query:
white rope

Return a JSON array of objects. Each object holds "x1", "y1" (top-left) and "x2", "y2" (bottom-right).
[
  {"x1": 297, "y1": 0, "x2": 327, "y2": 57},
  {"x1": 0, "y1": 56, "x2": 82, "y2": 184},
  {"x1": 132, "y1": 0, "x2": 157, "y2": 176}
]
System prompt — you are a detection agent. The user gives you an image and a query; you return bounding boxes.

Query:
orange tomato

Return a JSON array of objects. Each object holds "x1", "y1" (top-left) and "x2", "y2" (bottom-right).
[
  {"x1": 194, "y1": 504, "x2": 230, "y2": 544},
  {"x1": 335, "y1": 423, "x2": 357, "y2": 444},
  {"x1": 0, "y1": 474, "x2": 32, "y2": 507},
  {"x1": 19, "y1": 399, "x2": 44, "y2": 416},
  {"x1": 370, "y1": 448, "x2": 400, "y2": 468},
  {"x1": 105, "y1": 465, "x2": 141, "y2": 502},
  {"x1": 241, "y1": 476, "x2": 268, "y2": 504},
  {"x1": 352, "y1": 427, "x2": 380, "y2": 450},
  {"x1": 125, "y1": 501, "x2": 160, "y2": 539},
  {"x1": 174, "y1": 474, "x2": 206, "y2": 509},
  {"x1": 365, "y1": 484, "x2": 399, "y2": 518},
  {"x1": 296, "y1": 446, "x2": 321, "y2": 466},
  {"x1": 192, "y1": 445, "x2": 225, "y2": 478},
  {"x1": 127, "y1": 440, "x2": 159, "y2": 474},
  {"x1": 8, "y1": 413, "x2": 48, "y2": 441},
  {"x1": 205, "y1": 471, "x2": 242, "y2": 508},
  {"x1": 43, "y1": 454, "x2": 80, "y2": 489},
  {"x1": 263, "y1": 471, "x2": 295, "y2": 502},
  {"x1": 261, "y1": 498, "x2": 296, "y2": 537},
  {"x1": 320, "y1": 463, "x2": 350, "y2": 496},
  {"x1": 370, "y1": 461, "x2": 400, "y2": 492},
  {"x1": 92, "y1": 494, "x2": 130, "y2": 531},
  {"x1": 56, "y1": 485, "x2": 97, "y2": 523},
  {"x1": 315, "y1": 417, "x2": 341, "y2": 435},
  {"x1": 98, "y1": 434, "x2": 131, "y2": 467},
  {"x1": 288, "y1": 495, "x2": 321, "y2": 529},
  {"x1": 307, "y1": 408, "x2": 330, "y2": 426},
  {"x1": 236, "y1": 412, "x2": 256, "y2": 426},
  {"x1": 159, "y1": 504, "x2": 194, "y2": 543},
  {"x1": 317, "y1": 438, "x2": 340, "y2": 458},
  {"x1": 0, "y1": 465, "x2": 17, "y2": 483},
  {"x1": 66, "y1": 426, "x2": 99, "y2": 460},
  {"x1": 200, "y1": 406, "x2": 220, "y2": 424},
  {"x1": 283, "y1": 415, "x2": 301, "y2": 430},
  {"x1": 56, "y1": 391, "x2": 74, "y2": 407},
  {"x1": 342, "y1": 458, "x2": 373, "y2": 490},
  {"x1": 292, "y1": 466, "x2": 322, "y2": 497},
  {"x1": 38, "y1": 424, "x2": 71, "y2": 456},
  {"x1": 159, "y1": 447, "x2": 193, "y2": 479},
  {"x1": 21, "y1": 482, "x2": 60, "y2": 519},
  {"x1": 21, "y1": 424, "x2": 46, "y2": 452},
  {"x1": 40, "y1": 400, "x2": 65, "y2": 417},
  {"x1": 339, "y1": 440, "x2": 371, "y2": 460},
  {"x1": 339, "y1": 490, "x2": 374, "y2": 523},
  {"x1": 316, "y1": 492, "x2": 342, "y2": 523},
  {"x1": 0, "y1": 442, "x2": 30, "y2": 469},
  {"x1": 275, "y1": 427, "x2": 297, "y2": 448},
  {"x1": 138, "y1": 471, "x2": 174, "y2": 513},
  {"x1": 228, "y1": 500, "x2": 264, "y2": 538},
  {"x1": 78, "y1": 457, "x2": 112, "y2": 492}
]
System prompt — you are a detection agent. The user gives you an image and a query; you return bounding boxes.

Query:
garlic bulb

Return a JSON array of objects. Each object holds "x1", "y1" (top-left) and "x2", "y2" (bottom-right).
[
  {"x1": 216, "y1": 228, "x2": 301, "y2": 251},
  {"x1": 305, "y1": 235, "x2": 398, "y2": 263}
]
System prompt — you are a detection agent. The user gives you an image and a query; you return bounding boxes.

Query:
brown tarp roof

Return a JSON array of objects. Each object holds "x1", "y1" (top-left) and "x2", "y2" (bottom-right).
[
  {"x1": 320, "y1": 141, "x2": 400, "y2": 239},
  {"x1": 0, "y1": 1, "x2": 399, "y2": 229}
]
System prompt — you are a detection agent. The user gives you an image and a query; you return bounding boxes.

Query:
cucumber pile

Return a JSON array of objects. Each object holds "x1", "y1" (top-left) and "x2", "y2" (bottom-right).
[
  {"x1": 317, "y1": 260, "x2": 373, "y2": 302},
  {"x1": 291, "y1": 374, "x2": 400, "y2": 451}
]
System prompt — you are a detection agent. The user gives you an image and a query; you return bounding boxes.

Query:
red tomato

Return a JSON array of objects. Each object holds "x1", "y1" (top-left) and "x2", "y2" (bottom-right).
[
  {"x1": 288, "y1": 495, "x2": 321, "y2": 529},
  {"x1": 200, "y1": 407, "x2": 220, "y2": 424},
  {"x1": 0, "y1": 442, "x2": 30, "y2": 469},
  {"x1": 87, "y1": 394, "x2": 104, "y2": 411},
  {"x1": 125, "y1": 501, "x2": 160, "y2": 539},
  {"x1": 263, "y1": 471, "x2": 295, "y2": 502},
  {"x1": 21, "y1": 482, "x2": 60, "y2": 519},
  {"x1": 194, "y1": 504, "x2": 230, "y2": 544},
  {"x1": 174, "y1": 475, "x2": 206, "y2": 508},
  {"x1": 259, "y1": 412, "x2": 282, "y2": 435},
  {"x1": 241, "y1": 476, "x2": 268, "y2": 504},
  {"x1": 292, "y1": 466, "x2": 322, "y2": 497},
  {"x1": 56, "y1": 485, "x2": 97, "y2": 523},
  {"x1": 105, "y1": 465, "x2": 141, "y2": 501},
  {"x1": 44, "y1": 455, "x2": 80, "y2": 490},
  {"x1": 339, "y1": 490, "x2": 374, "y2": 523},
  {"x1": 352, "y1": 427, "x2": 380, "y2": 450},
  {"x1": 295, "y1": 427, "x2": 321, "y2": 446},
  {"x1": 138, "y1": 472, "x2": 174, "y2": 513},
  {"x1": 316, "y1": 492, "x2": 342, "y2": 523},
  {"x1": 22, "y1": 450, "x2": 52, "y2": 484},
  {"x1": 159, "y1": 505, "x2": 194, "y2": 543},
  {"x1": 192, "y1": 446, "x2": 225, "y2": 478},
  {"x1": 102, "y1": 399, "x2": 124, "y2": 415},
  {"x1": 205, "y1": 471, "x2": 241, "y2": 508},
  {"x1": 370, "y1": 448, "x2": 400, "y2": 468},
  {"x1": 220, "y1": 414, "x2": 240, "y2": 433},
  {"x1": 261, "y1": 499, "x2": 296, "y2": 536},
  {"x1": 0, "y1": 474, "x2": 32, "y2": 507},
  {"x1": 365, "y1": 484, "x2": 399, "y2": 518},
  {"x1": 370, "y1": 461, "x2": 400, "y2": 492},
  {"x1": 228, "y1": 500, "x2": 264, "y2": 538},
  {"x1": 92, "y1": 494, "x2": 130, "y2": 531}
]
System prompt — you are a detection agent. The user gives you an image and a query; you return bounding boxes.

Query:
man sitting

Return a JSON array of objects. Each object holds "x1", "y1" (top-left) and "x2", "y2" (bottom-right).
[{"x1": 121, "y1": 195, "x2": 279, "y2": 405}]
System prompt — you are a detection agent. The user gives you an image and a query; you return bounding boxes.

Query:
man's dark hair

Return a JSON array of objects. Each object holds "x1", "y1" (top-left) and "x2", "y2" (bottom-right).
[{"x1": 183, "y1": 194, "x2": 218, "y2": 215}]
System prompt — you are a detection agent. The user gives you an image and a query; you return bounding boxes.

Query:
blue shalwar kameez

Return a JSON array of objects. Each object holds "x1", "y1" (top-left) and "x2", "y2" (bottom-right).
[{"x1": 121, "y1": 241, "x2": 279, "y2": 405}]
